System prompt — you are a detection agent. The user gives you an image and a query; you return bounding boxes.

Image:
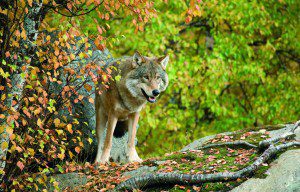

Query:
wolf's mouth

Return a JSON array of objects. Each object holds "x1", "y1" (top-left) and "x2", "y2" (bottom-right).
[{"x1": 141, "y1": 88, "x2": 156, "y2": 103}]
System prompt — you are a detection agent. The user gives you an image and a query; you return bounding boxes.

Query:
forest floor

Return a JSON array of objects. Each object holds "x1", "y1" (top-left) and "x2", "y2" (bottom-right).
[{"x1": 48, "y1": 123, "x2": 299, "y2": 191}]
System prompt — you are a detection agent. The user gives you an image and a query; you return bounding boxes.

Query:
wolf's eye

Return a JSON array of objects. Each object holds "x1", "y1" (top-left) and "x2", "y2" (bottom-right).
[
  {"x1": 156, "y1": 76, "x2": 161, "y2": 79},
  {"x1": 143, "y1": 76, "x2": 149, "y2": 80}
]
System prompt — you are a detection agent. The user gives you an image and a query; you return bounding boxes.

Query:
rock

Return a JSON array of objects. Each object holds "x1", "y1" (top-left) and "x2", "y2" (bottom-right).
[
  {"x1": 47, "y1": 173, "x2": 88, "y2": 191},
  {"x1": 123, "y1": 166, "x2": 157, "y2": 177},
  {"x1": 231, "y1": 149, "x2": 300, "y2": 192},
  {"x1": 268, "y1": 123, "x2": 295, "y2": 138},
  {"x1": 231, "y1": 125, "x2": 300, "y2": 192},
  {"x1": 181, "y1": 124, "x2": 300, "y2": 192},
  {"x1": 180, "y1": 131, "x2": 233, "y2": 151}
]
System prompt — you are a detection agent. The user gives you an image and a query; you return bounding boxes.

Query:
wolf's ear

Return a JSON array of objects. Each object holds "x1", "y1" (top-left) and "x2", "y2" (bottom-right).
[
  {"x1": 158, "y1": 55, "x2": 169, "y2": 70},
  {"x1": 132, "y1": 51, "x2": 145, "y2": 68}
]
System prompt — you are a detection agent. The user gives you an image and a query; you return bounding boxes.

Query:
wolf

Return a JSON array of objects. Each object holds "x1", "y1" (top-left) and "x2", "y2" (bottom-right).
[{"x1": 94, "y1": 51, "x2": 169, "y2": 163}]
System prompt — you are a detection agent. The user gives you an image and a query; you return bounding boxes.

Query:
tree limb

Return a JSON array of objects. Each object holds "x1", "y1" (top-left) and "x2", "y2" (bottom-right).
[{"x1": 259, "y1": 121, "x2": 299, "y2": 149}]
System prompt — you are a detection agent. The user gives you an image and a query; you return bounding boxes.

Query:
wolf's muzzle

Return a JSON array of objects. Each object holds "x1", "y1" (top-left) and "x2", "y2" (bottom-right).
[{"x1": 141, "y1": 88, "x2": 156, "y2": 103}]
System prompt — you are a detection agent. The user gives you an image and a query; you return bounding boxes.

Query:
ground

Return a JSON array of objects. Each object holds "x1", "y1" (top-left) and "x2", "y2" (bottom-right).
[{"x1": 47, "y1": 123, "x2": 299, "y2": 191}]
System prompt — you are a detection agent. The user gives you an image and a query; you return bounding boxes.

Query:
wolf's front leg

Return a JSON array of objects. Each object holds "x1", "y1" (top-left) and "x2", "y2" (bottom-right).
[
  {"x1": 127, "y1": 112, "x2": 142, "y2": 163},
  {"x1": 99, "y1": 113, "x2": 118, "y2": 163},
  {"x1": 95, "y1": 108, "x2": 107, "y2": 163}
]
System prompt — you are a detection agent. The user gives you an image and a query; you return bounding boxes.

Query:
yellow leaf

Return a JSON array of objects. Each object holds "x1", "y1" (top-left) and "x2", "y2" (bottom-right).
[
  {"x1": 58, "y1": 153, "x2": 65, "y2": 160},
  {"x1": 28, "y1": 148, "x2": 35, "y2": 156},
  {"x1": 56, "y1": 130, "x2": 63, "y2": 135},
  {"x1": 67, "y1": 124, "x2": 73, "y2": 134},
  {"x1": 28, "y1": 97, "x2": 35, "y2": 102},
  {"x1": 28, "y1": 0, "x2": 33, "y2": 7},
  {"x1": 54, "y1": 118, "x2": 60, "y2": 127},
  {"x1": 1, "y1": 94, "x2": 6, "y2": 101},
  {"x1": 34, "y1": 108, "x2": 41, "y2": 115},
  {"x1": 21, "y1": 30, "x2": 26, "y2": 40},
  {"x1": 37, "y1": 118, "x2": 43, "y2": 128},
  {"x1": 68, "y1": 151, "x2": 74, "y2": 159},
  {"x1": 0, "y1": 125, "x2": 4, "y2": 134},
  {"x1": 6, "y1": 126, "x2": 13, "y2": 135},
  {"x1": 1, "y1": 141, "x2": 8, "y2": 150}
]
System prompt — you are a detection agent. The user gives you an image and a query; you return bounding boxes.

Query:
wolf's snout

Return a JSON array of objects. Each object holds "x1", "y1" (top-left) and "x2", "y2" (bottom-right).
[{"x1": 152, "y1": 89, "x2": 160, "y2": 96}]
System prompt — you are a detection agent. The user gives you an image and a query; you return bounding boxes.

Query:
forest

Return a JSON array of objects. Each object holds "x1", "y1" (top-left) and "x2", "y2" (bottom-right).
[{"x1": 0, "y1": 0, "x2": 299, "y2": 191}]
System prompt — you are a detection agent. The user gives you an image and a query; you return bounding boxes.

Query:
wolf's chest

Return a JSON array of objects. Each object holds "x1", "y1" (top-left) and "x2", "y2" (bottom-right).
[{"x1": 113, "y1": 102, "x2": 142, "y2": 120}]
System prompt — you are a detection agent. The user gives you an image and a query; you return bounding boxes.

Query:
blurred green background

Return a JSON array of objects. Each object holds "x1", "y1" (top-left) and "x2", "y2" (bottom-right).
[{"x1": 61, "y1": 0, "x2": 300, "y2": 158}]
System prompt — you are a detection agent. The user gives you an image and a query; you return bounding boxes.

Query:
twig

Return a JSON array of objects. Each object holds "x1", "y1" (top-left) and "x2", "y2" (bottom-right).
[
  {"x1": 116, "y1": 142, "x2": 300, "y2": 190},
  {"x1": 291, "y1": 120, "x2": 300, "y2": 132}
]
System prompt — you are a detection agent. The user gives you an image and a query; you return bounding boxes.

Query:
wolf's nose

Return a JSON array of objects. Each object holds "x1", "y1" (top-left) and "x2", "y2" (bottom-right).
[{"x1": 152, "y1": 89, "x2": 160, "y2": 96}]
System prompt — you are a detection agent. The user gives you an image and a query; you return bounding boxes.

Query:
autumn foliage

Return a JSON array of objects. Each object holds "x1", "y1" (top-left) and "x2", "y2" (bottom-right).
[
  {"x1": 0, "y1": 0, "x2": 299, "y2": 191},
  {"x1": 0, "y1": 0, "x2": 161, "y2": 190}
]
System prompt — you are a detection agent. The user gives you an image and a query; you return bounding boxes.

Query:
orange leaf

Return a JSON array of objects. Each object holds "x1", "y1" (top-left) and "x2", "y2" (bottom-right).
[
  {"x1": 17, "y1": 161, "x2": 25, "y2": 170},
  {"x1": 97, "y1": 25, "x2": 103, "y2": 34},
  {"x1": 75, "y1": 146, "x2": 80, "y2": 154},
  {"x1": 88, "y1": 97, "x2": 94, "y2": 103},
  {"x1": 5, "y1": 51, "x2": 10, "y2": 58},
  {"x1": 84, "y1": 84, "x2": 92, "y2": 92}
]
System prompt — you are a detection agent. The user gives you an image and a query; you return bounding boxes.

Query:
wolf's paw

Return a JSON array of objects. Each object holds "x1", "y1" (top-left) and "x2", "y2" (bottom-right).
[
  {"x1": 128, "y1": 149, "x2": 143, "y2": 163},
  {"x1": 129, "y1": 156, "x2": 143, "y2": 163},
  {"x1": 95, "y1": 151, "x2": 110, "y2": 164}
]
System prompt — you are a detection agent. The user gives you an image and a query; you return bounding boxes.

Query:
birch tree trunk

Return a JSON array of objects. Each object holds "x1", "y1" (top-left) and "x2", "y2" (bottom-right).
[{"x1": 0, "y1": 0, "x2": 48, "y2": 179}]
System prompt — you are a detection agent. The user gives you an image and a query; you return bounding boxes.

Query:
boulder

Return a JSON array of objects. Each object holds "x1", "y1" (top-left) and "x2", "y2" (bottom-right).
[{"x1": 231, "y1": 149, "x2": 300, "y2": 192}]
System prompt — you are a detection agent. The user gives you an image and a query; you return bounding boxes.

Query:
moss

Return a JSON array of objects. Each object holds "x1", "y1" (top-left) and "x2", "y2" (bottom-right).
[
  {"x1": 253, "y1": 165, "x2": 270, "y2": 179},
  {"x1": 200, "y1": 180, "x2": 246, "y2": 192},
  {"x1": 163, "y1": 151, "x2": 198, "y2": 162},
  {"x1": 242, "y1": 124, "x2": 286, "y2": 132}
]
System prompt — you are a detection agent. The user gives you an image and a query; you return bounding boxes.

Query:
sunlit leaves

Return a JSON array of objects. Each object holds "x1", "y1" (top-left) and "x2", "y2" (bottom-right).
[{"x1": 104, "y1": 0, "x2": 300, "y2": 160}]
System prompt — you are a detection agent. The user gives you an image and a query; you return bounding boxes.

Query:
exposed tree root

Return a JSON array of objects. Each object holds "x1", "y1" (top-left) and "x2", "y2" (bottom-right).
[
  {"x1": 259, "y1": 121, "x2": 299, "y2": 149},
  {"x1": 116, "y1": 142, "x2": 299, "y2": 190},
  {"x1": 198, "y1": 141, "x2": 258, "y2": 150},
  {"x1": 116, "y1": 121, "x2": 300, "y2": 191}
]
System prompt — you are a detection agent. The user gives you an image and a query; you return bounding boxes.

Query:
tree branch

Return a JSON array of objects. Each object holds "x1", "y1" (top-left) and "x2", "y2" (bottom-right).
[{"x1": 259, "y1": 120, "x2": 299, "y2": 149}]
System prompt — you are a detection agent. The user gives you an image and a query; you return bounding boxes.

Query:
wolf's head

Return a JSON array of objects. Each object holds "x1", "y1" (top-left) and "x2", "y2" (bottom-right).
[{"x1": 125, "y1": 51, "x2": 169, "y2": 103}]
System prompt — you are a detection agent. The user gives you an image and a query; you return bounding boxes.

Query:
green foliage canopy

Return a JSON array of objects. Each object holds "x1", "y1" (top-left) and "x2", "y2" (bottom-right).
[{"x1": 81, "y1": 0, "x2": 300, "y2": 157}]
